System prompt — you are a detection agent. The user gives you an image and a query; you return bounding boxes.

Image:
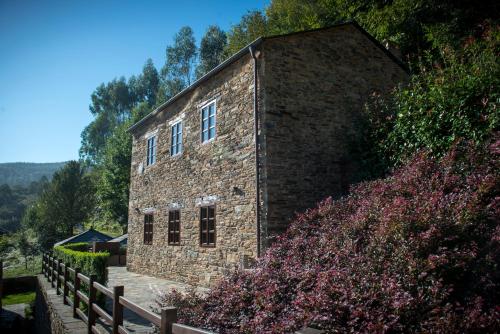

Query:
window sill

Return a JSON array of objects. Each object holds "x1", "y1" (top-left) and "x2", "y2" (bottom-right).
[
  {"x1": 201, "y1": 137, "x2": 216, "y2": 146},
  {"x1": 170, "y1": 152, "x2": 183, "y2": 159}
]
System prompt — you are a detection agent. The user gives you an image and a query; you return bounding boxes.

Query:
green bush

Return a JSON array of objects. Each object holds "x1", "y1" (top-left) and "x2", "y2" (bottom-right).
[
  {"x1": 60, "y1": 242, "x2": 90, "y2": 252},
  {"x1": 359, "y1": 28, "x2": 499, "y2": 177},
  {"x1": 53, "y1": 243, "x2": 109, "y2": 284}
]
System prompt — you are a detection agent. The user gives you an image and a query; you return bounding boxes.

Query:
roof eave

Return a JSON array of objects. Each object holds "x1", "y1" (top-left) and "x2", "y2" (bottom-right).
[
  {"x1": 128, "y1": 21, "x2": 409, "y2": 133},
  {"x1": 128, "y1": 37, "x2": 264, "y2": 133}
]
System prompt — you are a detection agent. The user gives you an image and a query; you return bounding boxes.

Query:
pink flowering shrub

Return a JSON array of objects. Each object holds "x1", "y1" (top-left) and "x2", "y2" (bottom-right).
[{"x1": 156, "y1": 136, "x2": 500, "y2": 333}]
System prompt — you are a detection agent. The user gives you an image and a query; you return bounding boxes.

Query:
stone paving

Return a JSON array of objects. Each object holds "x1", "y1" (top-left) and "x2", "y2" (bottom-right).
[
  {"x1": 33, "y1": 268, "x2": 208, "y2": 334},
  {"x1": 105, "y1": 267, "x2": 209, "y2": 333},
  {"x1": 107, "y1": 266, "x2": 207, "y2": 310}
]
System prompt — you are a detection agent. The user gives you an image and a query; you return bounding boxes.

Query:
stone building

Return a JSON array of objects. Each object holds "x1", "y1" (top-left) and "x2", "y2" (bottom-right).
[{"x1": 126, "y1": 22, "x2": 408, "y2": 287}]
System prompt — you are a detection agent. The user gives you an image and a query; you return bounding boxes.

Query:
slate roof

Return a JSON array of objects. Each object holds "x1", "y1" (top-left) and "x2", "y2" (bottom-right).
[
  {"x1": 54, "y1": 228, "x2": 113, "y2": 247},
  {"x1": 110, "y1": 234, "x2": 128, "y2": 245}
]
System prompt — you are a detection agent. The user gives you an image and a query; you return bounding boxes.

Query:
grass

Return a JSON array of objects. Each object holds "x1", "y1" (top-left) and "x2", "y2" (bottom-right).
[
  {"x1": 3, "y1": 256, "x2": 42, "y2": 278},
  {"x1": 1, "y1": 291, "x2": 36, "y2": 306}
]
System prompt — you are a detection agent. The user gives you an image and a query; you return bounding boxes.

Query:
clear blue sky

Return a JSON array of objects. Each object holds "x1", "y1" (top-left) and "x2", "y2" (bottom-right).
[{"x1": 0, "y1": 0, "x2": 268, "y2": 163}]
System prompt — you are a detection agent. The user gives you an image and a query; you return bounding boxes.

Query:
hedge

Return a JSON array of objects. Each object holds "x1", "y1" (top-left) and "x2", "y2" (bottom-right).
[
  {"x1": 53, "y1": 243, "x2": 109, "y2": 284},
  {"x1": 59, "y1": 242, "x2": 90, "y2": 252}
]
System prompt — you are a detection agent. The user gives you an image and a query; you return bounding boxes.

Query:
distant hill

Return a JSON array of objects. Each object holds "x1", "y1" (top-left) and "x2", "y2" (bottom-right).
[{"x1": 0, "y1": 162, "x2": 67, "y2": 187}]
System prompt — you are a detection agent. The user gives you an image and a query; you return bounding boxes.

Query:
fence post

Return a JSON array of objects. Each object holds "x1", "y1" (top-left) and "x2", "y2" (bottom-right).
[
  {"x1": 112, "y1": 286, "x2": 124, "y2": 334},
  {"x1": 44, "y1": 254, "x2": 48, "y2": 276},
  {"x1": 43, "y1": 254, "x2": 47, "y2": 277},
  {"x1": 45, "y1": 255, "x2": 49, "y2": 280},
  {"x1": 87, "y1": 274, "x2": 97, "y2": 334},
  {"x1": 73, "y1": 268, "x2": 81, "y2": 318},
  {"x1": 0, "y1": 260, "x2": 3, "y2": 310},
  {"x1": 56, "y1": 259, "x2": 61, "y2": 295},
  {"x1": 63, "y1": 262, "x2": 69, "y2": 304},
  {"x1": 160, "y1": 307, "x2": 177, "y2": 334},
  {"x1": 51, "y1": 257, "x2": 56, "y2": 287}
]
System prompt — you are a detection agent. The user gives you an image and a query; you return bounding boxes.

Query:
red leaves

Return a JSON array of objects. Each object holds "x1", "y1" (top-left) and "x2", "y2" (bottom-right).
[{"x1": 156, "y1": 135, "x2": 500, "y2": 333}]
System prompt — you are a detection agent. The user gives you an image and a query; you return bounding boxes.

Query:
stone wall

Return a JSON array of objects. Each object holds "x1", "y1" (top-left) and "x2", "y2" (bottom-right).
[
  {"x1": 127, "y1": 54, "x2": 258, "y2": 287},
  {"x1": 35, "y1": 275, "x2": 87, "y2": 334},
  {"x1": 259, "y1": 24, "x2": 408, "y2": 242},
  {"x1": 126, "y1": 23, "x2": 409, "y2": 286},
  {"x1": 2, "y1": 275, "x2": 37, "y2": 295}
]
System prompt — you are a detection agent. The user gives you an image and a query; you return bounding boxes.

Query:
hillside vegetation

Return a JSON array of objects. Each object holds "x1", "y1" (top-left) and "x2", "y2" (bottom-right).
[
  {"x1": 0, "y1": 162, "x2": 66, "y2": 187},
  {"x1": 157, "y1": 136, "x2": 499, "y2": 333}
]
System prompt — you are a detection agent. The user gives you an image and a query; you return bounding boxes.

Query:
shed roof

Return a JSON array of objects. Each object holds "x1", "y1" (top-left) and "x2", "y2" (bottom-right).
[
  {"x1": 110, "y1": 233, "x2": 128, "y2": 245},
  {"x1": 128, "y1": 21, "x2": 408, "y2": 133},
  {"x1": 54, "y1": 228, "x2": 113, "y2": 247}
]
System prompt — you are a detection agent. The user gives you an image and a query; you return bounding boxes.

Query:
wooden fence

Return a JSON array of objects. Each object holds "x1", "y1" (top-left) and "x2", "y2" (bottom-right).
[
  {"x1": 41, "y1": 253, "x2": 322, "y2": 334},
  {"x1": 41, "y1": 253, "x2": 214, "y2": 334},
  {"x1": 0, "y1": 260, "x2": 3, "y2": 310}
]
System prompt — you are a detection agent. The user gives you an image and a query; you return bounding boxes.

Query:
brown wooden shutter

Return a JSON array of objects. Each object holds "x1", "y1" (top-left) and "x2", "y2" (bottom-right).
[
  {"x1": 143, "y1": 214, "x2": 153, "y2": 245},
  {"x1": 168, "y1": 210, "x2": 180, "y2": 245},
  {"x1": 200, "y1": 206, "x2": 215, "y2": 247}
]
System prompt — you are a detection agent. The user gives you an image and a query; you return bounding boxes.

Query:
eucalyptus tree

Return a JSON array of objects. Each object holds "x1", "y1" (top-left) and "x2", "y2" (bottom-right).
[
  {"x1": 161, "y1": 26, "x2": 197, "y2": 98},
  {"x1": 225, "y1": 11, "x2": 268, "y2": 57},
  {"x1": 196, "y1": 25, "x2": 227, "y2": 79}
]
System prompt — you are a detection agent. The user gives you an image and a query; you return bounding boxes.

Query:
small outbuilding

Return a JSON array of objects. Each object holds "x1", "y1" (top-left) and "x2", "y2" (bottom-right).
[
  {"x1": 109, "y1": 234, "x2": 128, "y2": 246},
  {"x1": 54, "y1": 228, "x2": 113, "y2": 247}
]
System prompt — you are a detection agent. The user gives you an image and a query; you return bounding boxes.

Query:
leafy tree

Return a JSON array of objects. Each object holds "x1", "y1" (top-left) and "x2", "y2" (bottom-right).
[
  {"x1": 358, "y1": 29, "x2": 499, "y2": 172},
  {"x1": 129, "y1": 58, "x2": 160, "y2": 107},
  {"x1": 131, "y1": 101, "x2": 154, "y2": 123},
  {"x1": 264, "y1": 0, "x2": 499, "y2": 61},
  {"x1": 15, "y1": 231, "x2": 38, "y2": 269},
  {"x1": 265, "y1": 0, "x2": 342, "y2": 34},
  {"x1": 80, "y1": 112, "x2": 114, "y2": 165},
  {"x1": 0, "y1": 234, "x2": 12, "y2": 257},
  {"x1": 161, "y1": 26, "x2": 197, "y2": 97},
  {"x1": 355, "y1": 0, "x2": 499, "y2": 59},
  {"x1": 80, "y1": 78, "x2": 136, "y2": 165},
  {"x1": 196, "y1": 25, "x2": 227, "y2": 78},
  {"x1": 225, "y1": 11, "x2": 269, "y2": 57},
  {"x1": 29, "y1": 161, "x2": 95, "y2": 249},
  {"x1": 0, "y1": 184, "x2": 25, "y2": 233},
  {"x1": 96, "y1": 123, "x2": 132, "y2": 229}
]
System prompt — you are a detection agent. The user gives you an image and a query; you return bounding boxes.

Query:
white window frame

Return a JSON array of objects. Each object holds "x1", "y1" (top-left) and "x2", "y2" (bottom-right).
[
  {"x1": 200, "y1": 100, "x2": 217, "y2": 144},
  {"x1": 146, "y1": 135, "x2": 157, "y2": 166},
  {"x1": 170, "y1": 121, "x2": 183, "y2": 156}
]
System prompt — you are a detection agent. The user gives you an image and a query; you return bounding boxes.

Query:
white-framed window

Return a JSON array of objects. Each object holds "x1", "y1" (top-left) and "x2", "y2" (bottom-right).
[
  {"x1": 170, "y1": 121, "x2": 182, "y2": 156},
  {"x1": 201, "y1": 100, "x2": 216, "y2": 143},
  {"x1": 146, "y1": 135, "x2": 157, "y2": 166}
]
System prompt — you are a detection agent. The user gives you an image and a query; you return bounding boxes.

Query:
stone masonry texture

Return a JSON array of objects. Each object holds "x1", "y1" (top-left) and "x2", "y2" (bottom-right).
[
  {"x1": 128, "y1": 55, "x2": 258, "y2": 287},
  {"x1": 127, "y1": 23, "x2": 408, "y2": 287},
  {"x1": 259, "y1": 24, "x2": 408, "y2": 241}
]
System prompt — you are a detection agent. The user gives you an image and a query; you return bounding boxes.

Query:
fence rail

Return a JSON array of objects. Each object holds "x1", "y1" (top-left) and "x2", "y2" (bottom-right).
[
  {"x1": 0, "y1": 260, "x2": 3, "y2": 310},
  {"x1": 41, "y1": 252, "x2": 214, "y2": 334}
]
